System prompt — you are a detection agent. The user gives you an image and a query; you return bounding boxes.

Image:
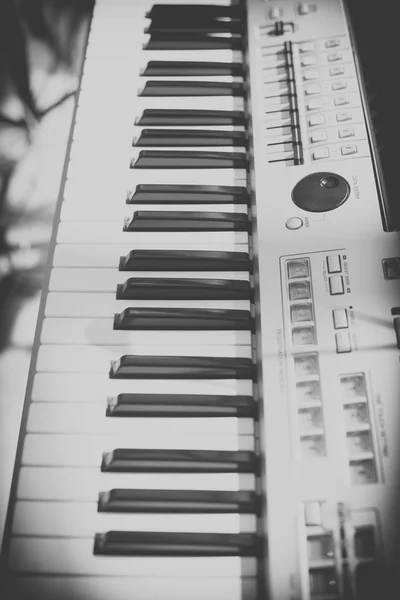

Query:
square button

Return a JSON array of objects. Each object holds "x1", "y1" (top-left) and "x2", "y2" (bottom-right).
[
  {"x1": 299, "y1": 42, "x2": 316, "y2": 53},
  {"x1": 294, "y1": 353, "x2": 319, "y2": 377},
  {"x1": 307, "y1": 99, "x2": 323, "y2": 111},
  {"x1": 292, "y1": 326, "x2": 316, "y2": 346},
  {"x1": 287, "y1": 259, "x2": 310, "y2": 278},
  {"x1": 325, "y1": 38, "x2": 340, "y2": 48},
  {"x1": 305, "y1": 84, "x2": 321, "y2": 95},
  {"x1": 289, "y1": 281, "x2": 311, "y2": 300},
  {"x1": 269, "y1": 7, "x2": 282, "y2": 19},
  {"x1": 341, "y1": 144, "x2": 358, "y2": 155},
  {"x1": 330, "y1": 66, "x2": 345, "y2": 76},
  {"x1": 339, "y1": 127, "x2": 355, "y2": 138},
  {"x1": 304, "y1": 502, "x2": 322, "y2": 526},
  {"x1": 313, "y1": 148, "x2": 330, "y2": 160},
  {"x1": 291, "y1": 304, "x2": 313, "y2": 323},
  {"x1": 328, "y1": 52, "x2": 343, "y2": 62},
  {"x1": 337, "y1": 111, "x2": 352, "y2": 122},
  {"x1": 303, "y1": 70, "x2": 319, "y2": 80},
  {"x1": 329, "y1": 275, "x2": 344, "y2": 295},
  {"x1": 302, "y1": 56, "x2": 317, "y2": 66},
  {"x1": 382, "y1": 257, "x2": 400, "y2": 280},
  {"x1": 310, "y1": 130, "x2": 328, "y2": 143},
  {"x1": 333, "y1": 309, "x2": 348, "y2": 329},
  {"x1": 336, "y1": 331, "x2": 351, "y2": 353},
  {"x1": 334, "y1": 96, "x2": 349, "y2": 106},
  {"x1": 327, "y1": 254, "x2": 341, "y2": 273},
  {"x1": 332, "y1": 81, "x2": 347, "y2": 91},
  {"x1": 309, "y1": 114, "x2": 325, "y2": 126}
]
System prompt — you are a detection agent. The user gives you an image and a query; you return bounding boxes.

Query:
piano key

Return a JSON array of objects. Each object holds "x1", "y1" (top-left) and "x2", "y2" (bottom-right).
[
  {"x1": 12, "y1": 502, "x2": 257, "y2": 536},
  {"x1": 8, "y1": 537, "x2": 257, "y2": 576},
  {"x1": 106, "y1": 393, "x2": 256, "y2": 417},
  {"x1": 137, "y1": 49, "x2": 243, "y2": 64},
  {"x1": 138, "y1": 74, "x2": 244, "y2": 84},
  {"x1": 31, "y1": 373, "x2": 253, "y2": 402},
  {"x1": 40, "y1": 318, "x2": 252, "y2": 346},
  {"x1": 128, "y1": 183, "x2": 249, "y2": 203},
  {"x1": 5, "y1": 575, "x2": 258, "y2": 600},
  {"x1": 36, "y1": 345, "x2": 252, "y2": 373},
  {"x1": 145, "y1": 18, "x2": 244, "y2": 35},
  {"x1": 55, "y1": 223, "x2": 249, "y2": 245},
  {"x1": 123, "y1": 211, "x2": 249, "y2": 232},
  {"x1": 22, "y1": 435, "x2": 255, "y2": 467},
  {"x1": 130, "y1": 150, "x2": 248, "y2": 169},
  {"x1": 143, "y1": 34, "x2": 243, "y2": 51},
  {"x1": 138, "y1": 81, "x2": 244, "y2": 97},
  {"x1": 113, "y1": 307, "x2": 252, "y2": 330},
  {"x1": 135, "y1": 109, "x2": 246, "y2": 125},
  {"x1": 116, "y1": 278, "x2": 251, "y2": 301},
  {"x1": 26, "y1": 403, "x2": 254, "y2": 436},
  {"x1": 146, "y1": 4, "x2": 245, "y2": 20},
  {"x1": 98, "y1": 489, "x2": 258, "y2": 513},
  {"x1": 110, "y1": 355, "x2": 255, "y2": 380},
  {"x1": 17, "y1": 467, "x2": 257, "y2": 501},
  {"x1": 49, "y1": 269, "x2": 250, "y2": 292},
  {"x1": 141, "y1": 61, "x2": 244, "y2": 76},
  {"x1": 119, "y1": 250, "x2": 251, "y2": 271},
  {"x1": 60, "y1": 203, "x2": 249, "y2": 221},
  {"x1": 133, "y1": 128, "x2": 247, "y2": 146}
]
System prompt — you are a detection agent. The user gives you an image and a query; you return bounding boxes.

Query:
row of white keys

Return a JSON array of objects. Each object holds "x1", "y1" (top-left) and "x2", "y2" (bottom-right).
[{"x1": 36, "y1": 345, "x2": 252, "y2": 373}]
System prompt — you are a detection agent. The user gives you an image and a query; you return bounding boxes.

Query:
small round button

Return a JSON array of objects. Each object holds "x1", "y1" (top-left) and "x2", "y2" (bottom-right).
[
  {"x1": 320, "y1": 175, "x2": 340, "y2": 189},
  {"x1": 286, "y1": 217, "x2": 304, "y2": 230}
]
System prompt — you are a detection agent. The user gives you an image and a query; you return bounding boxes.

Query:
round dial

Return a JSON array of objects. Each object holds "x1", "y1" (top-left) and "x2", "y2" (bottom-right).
[{"x1": 291, "y1": 172, "x2": 350, "y2": 213}]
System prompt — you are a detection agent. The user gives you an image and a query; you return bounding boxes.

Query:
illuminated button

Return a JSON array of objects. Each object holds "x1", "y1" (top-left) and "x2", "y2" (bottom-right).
[
  {"x1": 289, "y1": 281, "x2": 311, "y2": 300},
  {"x1": 325, "y1": 38, "x2": 340, "y2": 48},
  {"x1": 340, "y1": 374, "x2": 367, "y2": 399},
  {"x1": 327, "y1": 254, "x2": 341, "y2": 273},
  {"x1": 298, "y1": 406, "x2": 323, "y2": 431},
  {"x1": 305, "y1": 84, "x2": 321, "y2": 95},
  {"x1": 310, "y1": 130, "x2": 327, "y2": 143},
  {"x1": 287, "y1": 259, "x2": 309, "y2": 278},
  {"x1": 304, "y1": 502, "x2": 322, "y2": 526},
  {"x1": 292, "y1": 326, "x2": 316, "y2": 346},
  {"x1": 285, "y1": 217, "x2": 304, "y2": 230},
  {"x1": 299, "y1": 42, "x2": 316, "y2": 53},
  {"x1": 307, "y1": 98, "x2": 322, "y2": 111},
  {"x1": 291, "y1": 303, "x2": 313, "y2": 322},
  {"x1": 296, "y1": 380, "x2": 321, "y2": 403},
  {"x1": 309, "y1": 568, "x2": 338, "y2": 595},
  {"x1": 334, "y1": 96, "x2": 349, "y2": 106},
  {"x1": 294, "y1": 353, "x2": 319, "y2": 377},
  {"x1": 341, "y1": 143, "x2": 358, "y2": 155},
  {"x1": 303, "y1": 70, "x2": 319, "y2": 80},
  {"x1": 354, "y1": 527, "x2": 377, "y2": 558},
  {"x1": 313, "y1": 147, "x2": 330, "y2": 160},
  {"x1": 329, "y1": 275, "x2": 344, "y2": 295},
  {"x1": 300, "y1": 435, "x2": 326, "y2": 458},
  {"x1": 343, "y1": 402, "x2": 369, "y2": 426},
  {"x1": 327, "y1": 52, "x2": 342, "y2": 62},
  {"x1": 302, "y1": 56, "x2": 317, "y2": 66},
  {"x1": 336, "y1": 331, "x2": 351, "y2": 353},
  {"x1": 333, "y1": 309, "x2": 348, "y2": 329},
  {"x1": 336, "y1": 111, "x2": 352, "y2": 122},
  {"x1": 346, "y1": 430, "x2": 373, "y2": 455},
  {"x1": 339, "y1": 127, "x2": 355, "y2": 138},
  {"x1": 349, "y1": 459, "x2": 377, "y2": 484},
  {"x1": 330, "y1": 66, "x2": 345, "y2": 76},
  {"x1": 308, "y1": 534, "x2": 335, "y2": 560},
  {"x1": 332, "y1": 81, "x2": 347, "y2": 91},
  {"x1": 269, "y1": 7, "x2": 282, "y2": 19},
  {"x1": 309, "y1": 115, "x2": 325, "y2": 126}
]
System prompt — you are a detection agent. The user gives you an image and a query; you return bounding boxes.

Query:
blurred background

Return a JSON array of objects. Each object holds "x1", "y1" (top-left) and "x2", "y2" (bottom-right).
[{"x1": 0, "y1": 0, "x2": 93, "y2": 541}]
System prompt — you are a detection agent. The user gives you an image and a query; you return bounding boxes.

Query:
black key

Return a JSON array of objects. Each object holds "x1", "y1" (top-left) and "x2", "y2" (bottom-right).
[
  {"x1": 101, "y1": 448, "x2": 258, "y2": 473},
  {"x1": 135, "y1": 109, "x2": 245, "y2": 126},
  {"x1": 123, "y1": 211, "x2": 249, "y2": 232},
  {"x1": 98, "y1": 489, "x2": 259, "y2": 513},
  {"x1": 141, "y1": 61, "x2": 244, "y2": 77},
  {"x1": 119, "y1": 249, "x2": 251, "y2": 271},
  {"x1": 109, "y1": 355, "x2": 255, "y2": 379},
  {"x1": 144, "y1": 34, "x2": 243, "y2": 51},
  {"x1": 106, "y1": 393, "x2": 256, "y2": 418},
  {"x1": 134, "y1": 129, "x2": 247, "y2": 147},
  {"x1": 116, "y1": 278, "x2": 252, "y2": 300},
  {"x1": 131, "y1": 150, "x2": 248, "y2": 169},
  {"x1": 127, "y1": 184, "x2": 249, "y2": 204},
  {"x1": 114, "y1": 308, "x2": 252, "y2": 330},
  {"x1": 146, "y1": 5, "x2": 245, "y2": 20},
  {"x1": 94, "y1": 531, "x2": 260, "y2": 557},
  {"x1": 146, "y1": 20, "x2": 244, "y2": 34},
  {"x1": 139, "y1": 80, "x2": 244, "y2": 97}
]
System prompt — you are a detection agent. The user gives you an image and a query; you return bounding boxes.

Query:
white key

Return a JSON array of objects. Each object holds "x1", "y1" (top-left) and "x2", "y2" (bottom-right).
[
  {"x1": 138, "y1": 49, "x2": 243, "y2": 63},
  {"x1": 12, "y1": 502, "x2": 256, "y2": 536},
  {"x1": 77, "y1": 95, "x2": 245, "y2": 112},
  {"x1": 5, "y1": 574, "x2": 258, "y2": 600},
  {"x1": 49, "y1": 268, "x2": 250, "y2": 291},
  {"x1": 17, "y1": 467, "x2": 256, "y2": 500},
  {"x1": 26, "y1": 403, "x2": 254, "y2": 436},
  {"x1": 40, "y1": 318, "x2": 251, "y2": 346},
  {"x1": 60, "y1": 203, "x2": 248, "y2": 221},
  {"x1": 22, "y1": 433, "x2": 254, "y2": 467},
  {"x1": 45, "y1": 293, "x2": 251, "y2": 316},
  {"x1": 53, "y1": 245, "x2": 249, "y2": 267},
  {"x1": 8, "y1": 538, "x2": 256, "y2": 576},
  {"x1": 36, "y1": 345, "x2": 252, "y2": 373},
  {"x1": 31, "y1": 373, "x2": 253, "y2": 402}
]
